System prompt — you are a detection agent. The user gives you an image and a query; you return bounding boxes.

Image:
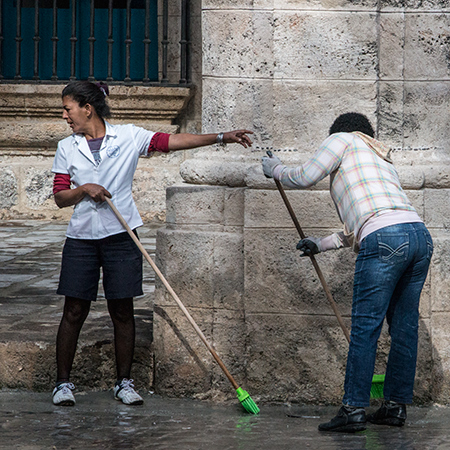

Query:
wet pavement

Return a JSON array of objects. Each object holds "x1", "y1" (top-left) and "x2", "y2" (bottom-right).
[
  {"x1": 0, "y1": 220, "x2": 157, "y2": 344},
  {"x1": 0, "y1": 220, "x2": 158, "y2": 391},
  {"x1": 1, "y1": 390, "x2": 450, "y2": 450},
  {"x1": 2, "y1": 220, "x2": 450, "y2": 449}
]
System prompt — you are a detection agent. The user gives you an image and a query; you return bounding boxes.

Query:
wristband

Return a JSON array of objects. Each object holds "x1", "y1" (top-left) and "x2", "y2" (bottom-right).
[{"x1": 215, "y1": 132, "x2": 226, "y2": 147}]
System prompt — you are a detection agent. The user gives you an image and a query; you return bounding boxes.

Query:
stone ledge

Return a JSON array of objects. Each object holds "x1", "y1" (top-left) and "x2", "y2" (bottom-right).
[
  {"x1": 0, "y1": 84, "x2": 191, "y2": 120},
  {"x1": 180, "y1": 158, "x2": 450, "y2": 189},
  {"x1": 0, "y1": 341, "x2": 153, "y2": 392},
  {"x1": 0, "y1": 83, "x2": 192, "y2": 153}
]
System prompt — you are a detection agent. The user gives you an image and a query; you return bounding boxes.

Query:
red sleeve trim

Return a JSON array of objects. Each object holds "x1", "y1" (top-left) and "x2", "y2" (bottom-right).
[
  {"x1": 148, "y1": 132, "x2": 170, "y2": 154},
  {"x1": 53, "y1": 173, "x2": 71, "y2": 194}
]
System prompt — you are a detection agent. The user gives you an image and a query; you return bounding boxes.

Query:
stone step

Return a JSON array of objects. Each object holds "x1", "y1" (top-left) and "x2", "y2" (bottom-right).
[{"x1": 0, "y1": 220, "x2": 158, "y2": 392}]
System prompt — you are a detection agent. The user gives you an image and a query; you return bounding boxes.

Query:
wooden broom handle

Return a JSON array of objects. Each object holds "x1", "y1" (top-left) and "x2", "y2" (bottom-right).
[
  {"x1": 105, "y1": 198, "x2": 240, "y2": 389},
  {"x1": 273, "y1": 179, "x2": 351, "y2": 343}
]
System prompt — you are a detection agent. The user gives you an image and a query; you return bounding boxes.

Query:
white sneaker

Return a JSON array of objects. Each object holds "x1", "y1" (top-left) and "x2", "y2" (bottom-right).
[
  {"x1": 52, "y1": 382, "x2": 76, "y2": 406},
  {"x1": 114, "y1": 378, "x2": 144, "y2": 405}
]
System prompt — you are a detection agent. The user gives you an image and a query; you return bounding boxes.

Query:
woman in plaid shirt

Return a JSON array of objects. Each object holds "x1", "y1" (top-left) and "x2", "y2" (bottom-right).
[{"x1": 263, "y1": 113, "x2": 433, "y2": 432}]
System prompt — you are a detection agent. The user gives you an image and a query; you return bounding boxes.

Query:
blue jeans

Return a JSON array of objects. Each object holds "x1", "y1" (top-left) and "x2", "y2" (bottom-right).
[{"x1": 343, "y1": 222, "x2": 433, "y2": 407}]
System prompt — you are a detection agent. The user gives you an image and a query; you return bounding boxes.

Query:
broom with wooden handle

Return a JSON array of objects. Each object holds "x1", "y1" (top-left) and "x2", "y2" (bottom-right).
[
  {"x1": 105, "y1": 197, "x2": 260, "y2": 414},
  {"x1": 266, "y1": 151, "x2": 384, "y2": 399}
]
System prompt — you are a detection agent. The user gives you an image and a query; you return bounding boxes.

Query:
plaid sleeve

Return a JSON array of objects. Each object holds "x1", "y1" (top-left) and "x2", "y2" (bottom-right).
[{"x1": 276, "y1": 134, "x2": 348, "y2": 188}]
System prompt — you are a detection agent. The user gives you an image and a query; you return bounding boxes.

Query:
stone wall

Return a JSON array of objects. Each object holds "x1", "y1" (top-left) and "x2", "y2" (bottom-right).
[
  {"x1": 0, "y1": 84, "x2": 193, "y2": 222},
  {"x1": 153, "y1": 1, "x2": 450, "y2": 405}
]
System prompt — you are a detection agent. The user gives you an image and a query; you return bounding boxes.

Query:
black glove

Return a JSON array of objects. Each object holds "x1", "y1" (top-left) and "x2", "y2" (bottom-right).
[{"x1": 296, "y1": 237, "x2": 321, "y2": 257}]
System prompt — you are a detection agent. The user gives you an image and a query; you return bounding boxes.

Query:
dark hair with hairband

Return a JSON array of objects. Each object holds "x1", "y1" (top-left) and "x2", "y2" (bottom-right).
[{"x1": 62, "y1": 81, "x2": 111, "y2": 119}]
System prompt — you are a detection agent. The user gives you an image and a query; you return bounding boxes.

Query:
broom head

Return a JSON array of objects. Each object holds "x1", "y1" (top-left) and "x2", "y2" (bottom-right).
[
  {"x1": 370, "y1": 374, "x2": 385, "y2": 399},
  {"x1": 236, "y1": 387, "x2": 260, "y2": 414}
]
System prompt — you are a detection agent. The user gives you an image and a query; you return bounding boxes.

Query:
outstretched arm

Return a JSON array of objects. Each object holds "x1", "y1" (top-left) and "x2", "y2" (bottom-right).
[{"x1": 168, "y1": 130, "x2": 253, "y2": 151}]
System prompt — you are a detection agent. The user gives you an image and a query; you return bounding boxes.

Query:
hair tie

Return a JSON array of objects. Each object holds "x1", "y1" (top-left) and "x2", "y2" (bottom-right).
[{"x1": 95, "y1": 82, "x2": 109, "y2": 97}]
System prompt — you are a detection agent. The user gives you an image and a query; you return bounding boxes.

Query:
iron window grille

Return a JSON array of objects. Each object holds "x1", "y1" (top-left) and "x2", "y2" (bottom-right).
[{"x1": 0, "y1": 0, "x2": 190, "y2": 85}]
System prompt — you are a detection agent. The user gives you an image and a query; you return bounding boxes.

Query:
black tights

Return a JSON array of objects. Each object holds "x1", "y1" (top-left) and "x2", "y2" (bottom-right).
[{"x1": 56, "y1": 296, "x2": 135, "y2": 382}]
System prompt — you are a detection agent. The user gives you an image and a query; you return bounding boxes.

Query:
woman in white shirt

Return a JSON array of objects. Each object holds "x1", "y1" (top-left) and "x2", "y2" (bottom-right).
[{"x1": 52, "y1": 80, "x2": 252, "y2": 407}]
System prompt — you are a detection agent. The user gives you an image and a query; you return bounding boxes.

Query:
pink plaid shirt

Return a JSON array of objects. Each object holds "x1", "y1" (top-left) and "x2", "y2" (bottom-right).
[{"x1": 274, "y1": 132, "x2": 416, "y2": 240}]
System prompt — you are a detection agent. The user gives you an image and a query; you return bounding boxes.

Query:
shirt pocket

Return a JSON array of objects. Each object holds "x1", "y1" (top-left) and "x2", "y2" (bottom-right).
[{"x1": 376, "y1": 232, "x2": 409, "y2": 264}]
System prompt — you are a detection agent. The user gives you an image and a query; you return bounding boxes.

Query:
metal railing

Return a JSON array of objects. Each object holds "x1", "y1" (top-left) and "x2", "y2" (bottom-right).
[{"x1": 0, "y1": 0, "x2": 191, "y2": 85}]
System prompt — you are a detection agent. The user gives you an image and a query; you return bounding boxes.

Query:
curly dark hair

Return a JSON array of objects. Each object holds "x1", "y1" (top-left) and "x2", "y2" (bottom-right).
[
  {"x1": 62, "y1": 81, "x2": 111, "y2": 119},
  {"x1": 329, "y1": 112, "x2": 375, "y2": 138}
]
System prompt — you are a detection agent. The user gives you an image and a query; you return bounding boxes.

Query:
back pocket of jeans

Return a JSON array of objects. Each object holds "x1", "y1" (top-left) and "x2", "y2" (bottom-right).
[{"x1": 377, "y1": 233, "x2": 409, "y2": 263}]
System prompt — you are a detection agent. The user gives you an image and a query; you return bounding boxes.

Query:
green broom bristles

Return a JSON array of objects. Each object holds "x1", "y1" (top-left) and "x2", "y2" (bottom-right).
[
  {"x1": 370, "y1": 374, "x2": 385, "y2": 399},
  {"x1": 236, "y1": 387, "x2": 260, "y2": 414}
]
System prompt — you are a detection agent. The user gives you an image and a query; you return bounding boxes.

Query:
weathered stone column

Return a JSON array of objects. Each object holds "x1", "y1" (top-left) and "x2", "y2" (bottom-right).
[{"x1": 153, "y1": 2, "x2": 450, "y2": 404}]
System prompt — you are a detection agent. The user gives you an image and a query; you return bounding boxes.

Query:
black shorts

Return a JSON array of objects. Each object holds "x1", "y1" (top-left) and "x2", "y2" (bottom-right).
[{"x1": 57, "y1": 231, "x2": 143, "y2": 301}]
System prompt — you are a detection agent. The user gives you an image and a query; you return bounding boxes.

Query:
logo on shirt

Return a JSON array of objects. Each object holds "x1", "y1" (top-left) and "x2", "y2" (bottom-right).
[{"x1": 106, "y1": 145, "x2": 120, "y2": 158}]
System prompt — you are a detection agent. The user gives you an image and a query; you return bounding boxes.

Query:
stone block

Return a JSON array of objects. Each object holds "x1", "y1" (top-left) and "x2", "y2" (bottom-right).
[
  {"x1": 203, "y1": 10, "x2": 274, "y2": 79},
  {"x1": 155, "y1": 229, "x2": 216, "y2": 308},
  {"x1": 244, "y1": 228, "x2": 355, "y2": 316},
  {"x1": 404, "y1": 13, "x2": 450, "y2": 80},
  {"x1": 414, "y1": 318, "x2": 433, "y2": 403},
  {"x1": 204, "y1": 1, "x2": 381, "y2": 9},
  {"x1": 153, "y1": 305, "x2": 217, "y2": 396},
  {"x1": 245, "y1": 313, "x2": 430, "y2": 404},
  {"x1": 180, "y1": 159, "x2": 250, "y2": 187},
  {"x1": 223, "y1": 188, "x2": 246, "y2": 227},
  {"x1": 378, "y1": 82, "x2": 405, "y2": 146},
  {"x1": 0, "y1": 341, "x2": 152, "y2": 392},
  {"x1": 207, "y1": 308, "x2": 247, "y2": 394},
  {"x1": 245, "y1": 313, "x2": 350, "y2": 403},
  {"x1": 379, "y1": 14, "x2": 405, "y2": 80},
  {"x1": 429, "y1": 232, "x2": 450, "y2": 313},
  {"x1": 0, "y1": 121, "x2": 69, "y2": 149},
  {"x1": 201, "y1": 78, "x2": 274, "y2": 140},
  {"x1": 203, "y1": 0, "x2": 253, "y2": 8},
  {"x1": 272, "y1": 80, "x2": 377, "y2": 152},
  {"x1": 274, "y1": 0, "x2": 378, "y2": 9},
  {"x1": 423, "y1": 166, "x2": 450, "y2": 190},
  {"x1": 211, "y1": 232, "x2": 245, "y2": 310},
  {"x1": 244, "y1": 189, "x2": 344, "y2": 229},
  {"x1": 380, "y1": 0, "x2": 449, "y2": 11},
  {"x1": 273, "y1": 11, "x2": 378, "y2": 80},
  {"x1": 430, "y1": 313, "x2": 450, "y2": 403},
  {"x1": 403, "y1": 81, "x2": 450, "y2": 151},
  {"x1": 165, "y1": 185, "x2": 245, "y2": 227},
  {"x1": 155, "y1": 227, "x2": 244, "y2": 311},
  {"x1": 404, "y1": 190, "x2": 425, "y2": 218},
  {"x1": 0, "y1": 342, "x2": 54, "y2": 391},
  {"x1": 0, "y1": 167, "x2": 18, "y2": 209},
  {"x1": 423, "y1": 189, "x2": 450, "y2": 229},
  {"x1": 165, "y1": 185, "x2": 226, "y2": 225},
  {"x1": 24, "y1": 167, "x2": 55, "y2": 210}
]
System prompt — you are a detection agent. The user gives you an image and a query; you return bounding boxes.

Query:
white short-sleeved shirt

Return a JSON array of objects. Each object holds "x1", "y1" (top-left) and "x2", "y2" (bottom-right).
[{"x1": 52, "y1": 121, "x2": 155, "y2": 239}]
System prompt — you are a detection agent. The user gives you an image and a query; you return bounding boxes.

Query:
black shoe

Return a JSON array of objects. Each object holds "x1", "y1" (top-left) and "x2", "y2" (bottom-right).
[
  {"x1": 367, "y1": 401, "x2": 406, "y2": 427},
  {"x1": 318, "y1": 406, "x2": 366, "y2": 432}
]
